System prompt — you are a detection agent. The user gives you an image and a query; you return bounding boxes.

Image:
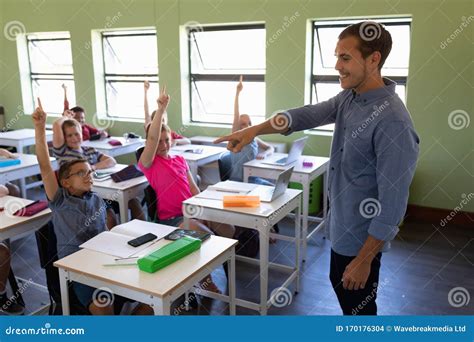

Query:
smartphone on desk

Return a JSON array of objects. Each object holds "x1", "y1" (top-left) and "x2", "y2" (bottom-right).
[{"x1": 127, "y1": 233, "x2": 158, "y2": 247}]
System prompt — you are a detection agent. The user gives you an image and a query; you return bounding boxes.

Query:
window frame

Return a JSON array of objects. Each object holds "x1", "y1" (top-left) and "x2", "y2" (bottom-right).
[
  {"x1": 25, "y1": 32, "x2": 74, "y2": 115},
  {"x1": 100, "y1": 29, "x2": 158, "y2": 120},
  {"x1": 187, "y1": 23, "x2": 265, "y2": 126}
]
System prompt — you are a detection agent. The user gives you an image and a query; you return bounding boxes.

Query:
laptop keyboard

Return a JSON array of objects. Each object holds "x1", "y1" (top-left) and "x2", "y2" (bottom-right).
[{"x1": 275, "y1": 157, "x2": 287, "y2": 164}]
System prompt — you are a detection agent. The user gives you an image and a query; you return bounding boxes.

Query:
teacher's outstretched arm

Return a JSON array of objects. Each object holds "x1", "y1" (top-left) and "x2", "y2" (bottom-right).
[{"x1": 214, "y1": 112, "x2": 290, "y2": 153}]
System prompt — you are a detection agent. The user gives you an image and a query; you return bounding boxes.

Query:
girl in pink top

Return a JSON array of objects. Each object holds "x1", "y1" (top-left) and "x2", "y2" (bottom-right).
[{"x1": 138, "y1": 86, "x2": 234, "y2": 293}]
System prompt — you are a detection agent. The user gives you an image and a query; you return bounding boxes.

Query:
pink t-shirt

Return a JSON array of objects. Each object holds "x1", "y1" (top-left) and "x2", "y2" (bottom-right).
[{"x1": 138, "y1": 155, "x2": 192, "y2": 220}]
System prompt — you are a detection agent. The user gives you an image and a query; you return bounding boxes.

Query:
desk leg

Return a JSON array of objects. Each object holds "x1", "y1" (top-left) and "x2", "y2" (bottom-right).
[
  {"x1": 228, "y1": 248, "x2": 236, "y2": 315},
  {"x1": 302, "y1": 182, "x2": 310, "y2": 262},
  {"x1": 152, "y1": 297, "x2": 170, "y2": 315},
  {"x1": 117, "y1": 195, "x2": 128, "y2": 223},
  {"x1": 189, "y1": 162, "x2": 198, "y2": 183},
  {"x1": 259, "y1": 227, "x2": 269, "y2": 315},
  {"x1": 17, "y1": 140, "x2": 27, "y2": 198},
  {"x1": 58, "y1": 269, "x2": 70, "y2": 316},
  {"x1": 295, "y1": 204, "x2": 301, "y2": 293},
  {"x1": 243, "y1": 167, "x2": 250, "y2": 183},
  {"x1": 323, "y1": 170, "x2": 328, "y2": 225}
]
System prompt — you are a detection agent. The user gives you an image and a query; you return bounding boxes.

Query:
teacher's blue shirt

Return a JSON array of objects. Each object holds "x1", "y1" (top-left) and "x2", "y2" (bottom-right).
[{"x1": 284, "y1": 78, "x2": 419, "y2": 256}]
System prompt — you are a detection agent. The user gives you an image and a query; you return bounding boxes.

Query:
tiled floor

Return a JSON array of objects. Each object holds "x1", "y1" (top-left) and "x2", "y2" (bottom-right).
[{"x1": 6, "y1": 187, "x2": 474, "y2": 316}]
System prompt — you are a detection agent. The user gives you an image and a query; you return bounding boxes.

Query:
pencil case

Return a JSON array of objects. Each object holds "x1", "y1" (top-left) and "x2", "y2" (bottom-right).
[
  {"x1": 137, "y1": 236, "x2": 201, "y2": 273},
  {"x1": 0, "y1": 159, "x2": 21, "y2": 168},
  {"x1": 223, "y1": 195, "x2": 261, "y2": 207},
  {"x1": 13, "y1": 200, "x2": 48, "y2": 216}
]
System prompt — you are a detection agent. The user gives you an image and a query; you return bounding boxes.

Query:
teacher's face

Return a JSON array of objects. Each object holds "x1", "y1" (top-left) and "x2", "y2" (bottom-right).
[{"x1": 334, "y1": 36, "x2": 371, "y2": 92}]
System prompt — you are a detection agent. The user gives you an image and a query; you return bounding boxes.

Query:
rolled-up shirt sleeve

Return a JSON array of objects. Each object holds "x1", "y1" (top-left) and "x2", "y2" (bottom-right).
[
  {"x1": 282, "y1": 94, "x2": 341, "y2": 135},
  {"x1": 368, "y1": 120, "x2": 420, "y2": 241}
]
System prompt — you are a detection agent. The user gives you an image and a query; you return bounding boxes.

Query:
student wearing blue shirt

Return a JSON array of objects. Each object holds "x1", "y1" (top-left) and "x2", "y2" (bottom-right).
[
  {"x1": 216, "y1": 21, "x2": 419, "y2": 315},
  {"x1": 229, "y1": 75, "x2": 274, "y2": 182}
]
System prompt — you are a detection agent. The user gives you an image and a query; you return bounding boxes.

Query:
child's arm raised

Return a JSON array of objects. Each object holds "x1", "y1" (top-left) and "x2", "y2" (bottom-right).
[
  {"x1": 33, "y1": 98, "x2": 59, "y2": 200},
  {"x1": 52, "y1": 109, "x2": 75, "y2": 148},
  {"x1": 139, "y1": 86, "x2": 170, "y2": 169},
  {"x1": 232, "y1": 75, "x2": 243, "y2": 133},
  {"x1": 62, "y1": 83, "x2": 69, "y2": 111},
  {"x1": 144, "y1": 81, "x2": 151, "y2": 127}
]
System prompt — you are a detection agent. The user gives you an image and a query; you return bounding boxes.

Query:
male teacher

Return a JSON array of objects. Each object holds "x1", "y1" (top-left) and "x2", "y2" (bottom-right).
[{"x1": 215, "y1": 21, "x2": 419, "y2": 315}]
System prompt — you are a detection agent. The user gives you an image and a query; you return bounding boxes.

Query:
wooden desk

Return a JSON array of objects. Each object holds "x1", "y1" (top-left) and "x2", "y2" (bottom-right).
[
  {"x1": 244, "y1": 154, "x2": 329, "y2": 261},
  {"x1": 0, "y1": 154, "x2": 58, "y2": 198},
  {"x1": 82, "y1": 137, "x2": 145, "y2": 158},
  {"x1": 170, "y1": 144, "x2": 227, "y2": 179},
  {"x1": 183, "y1": 185, "x2": 302, "y2": 315},
  {"x1": 54, "y1": 220, "x2": 237, "y2": 315},
  {"x1": 92, "y1": 164, "x2": 148, "y2": 223},
  {"x1": 0, "y1": 129, "x2": 53, "y2": 154}
]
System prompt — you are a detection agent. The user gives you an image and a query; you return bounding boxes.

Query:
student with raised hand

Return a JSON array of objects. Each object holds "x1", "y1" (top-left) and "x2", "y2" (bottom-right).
[
  {"x1": 143, "y1": 81, "x2": 190, "y2": 145},
  {"x1": 52, "y1": 109, "x2": 115, "y2": 170},
  {"x1": 229, "y1": 75, "x2": 274, "y2": 182},
  {"x1": 71, "y1": 106, "x2": 108, "y2": 141},
  {"x1": 32, "y1": 99, "x2": 152, "y2": 315},
  {"x1": 139, "y1": 87, "x2": 234, "y2": 293},
  {"x1": 52, "y1": 105, "x2": 144, "y2": 227}
]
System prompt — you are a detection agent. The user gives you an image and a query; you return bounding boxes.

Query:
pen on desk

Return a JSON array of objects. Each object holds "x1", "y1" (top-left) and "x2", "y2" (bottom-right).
[{"x1": 114, "y1": 256, "x2": 139, "y2": 261}]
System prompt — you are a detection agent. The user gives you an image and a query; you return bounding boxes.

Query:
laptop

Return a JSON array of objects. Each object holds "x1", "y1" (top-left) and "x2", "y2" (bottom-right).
[
  {"x1": 248, "y1": 166, "x2": 294, "y2": 202},
  {"x1": 261, "y1": 137, "x2": 308, "y2": 166}
]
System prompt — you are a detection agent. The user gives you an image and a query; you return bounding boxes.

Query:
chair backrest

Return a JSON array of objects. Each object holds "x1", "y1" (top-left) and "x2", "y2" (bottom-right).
[
  {"x1": 35, "y1": 222, "x2": 89, "y2": 315},
  {"x1": 135, "y1": 146, "x2": 158, "y2": 221},
  {"x1": 217, "y1": 151, "x2": 232, "y2": 181},
  {"x1": 135, "y1": 146, "x2": 145, "y2": 161}
]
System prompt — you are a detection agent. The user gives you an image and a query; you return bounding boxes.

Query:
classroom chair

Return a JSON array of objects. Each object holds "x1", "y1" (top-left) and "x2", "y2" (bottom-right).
[{"x1": 35, "y1": 222, "x2": 89, "y2": 315}]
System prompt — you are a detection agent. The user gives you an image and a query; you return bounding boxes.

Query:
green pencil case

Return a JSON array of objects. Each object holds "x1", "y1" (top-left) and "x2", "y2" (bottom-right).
[{"x1": 137, "y1": 236, "x2": 201, "y2": 273}]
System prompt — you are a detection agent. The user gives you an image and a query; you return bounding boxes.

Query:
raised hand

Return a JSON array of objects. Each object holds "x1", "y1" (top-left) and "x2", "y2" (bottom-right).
[
  {"x1": 144, "y1": 80, "x2": 150, "y2": 92},
  {"x1": 62, "y1": 109, "x2": 75, "y2": 119},
  {"x1": 157, "y1": 85, "x2": 170, "y2": 111},
  {"x1": 61, "y1": 83, "x2": 67, "y2": 91},
  {"x1": 236, "y1": 75, "x2": 243, "y2": 94},
  {"x1": 32, "y1": 98, "x2": 47, "y2": 128}
]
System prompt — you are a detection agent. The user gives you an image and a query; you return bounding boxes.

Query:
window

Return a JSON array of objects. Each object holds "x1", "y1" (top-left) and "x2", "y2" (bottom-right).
[
  {"x1": 188, "y1": 24, "x2": 265, "y2": 125},
  {"x1": 310, "y1": 18, "x2": 411, "y2": 131},
  {"x1": 26, "y1": 32, "x2": 75, "y2": 114},
  {"x1": 101, "y1": 29, "x2": 158, "y2": 119}
]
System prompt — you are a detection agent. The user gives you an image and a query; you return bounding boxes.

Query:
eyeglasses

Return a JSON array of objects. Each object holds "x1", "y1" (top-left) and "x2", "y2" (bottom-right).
[{"x1": 66, "y1": 169, "x2": 94, "y2": 179}]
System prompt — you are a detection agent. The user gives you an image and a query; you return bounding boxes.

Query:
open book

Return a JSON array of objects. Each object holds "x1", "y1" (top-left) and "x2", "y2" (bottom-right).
[{"x1": 79, "y1": 220, "x2": 176, "y2": 258}]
